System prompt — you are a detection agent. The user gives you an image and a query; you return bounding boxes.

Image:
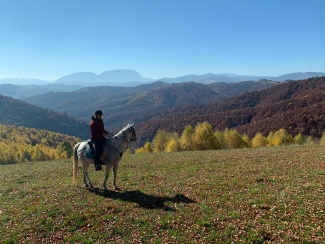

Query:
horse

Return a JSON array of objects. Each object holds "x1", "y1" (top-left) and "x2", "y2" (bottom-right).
[{"x1": 73, "y1": 123, "x2": 136, "y2": 191}]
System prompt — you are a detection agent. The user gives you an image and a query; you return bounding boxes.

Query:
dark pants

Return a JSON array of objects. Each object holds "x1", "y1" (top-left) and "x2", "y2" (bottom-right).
[{"x1": 92, "y1": 139, "x2": 105, "y2": 165}]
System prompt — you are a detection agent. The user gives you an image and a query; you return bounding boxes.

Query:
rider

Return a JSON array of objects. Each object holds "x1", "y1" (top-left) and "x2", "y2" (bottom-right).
[{"x1": 90, "y1": 110, "x2": 108, "y2": 171}]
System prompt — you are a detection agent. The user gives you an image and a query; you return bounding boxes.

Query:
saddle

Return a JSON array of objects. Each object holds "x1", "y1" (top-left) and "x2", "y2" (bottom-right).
[
  {"x1": 85, "y1": 140, "x2": 95, "y2": 159},
  {"x1": 85, "y1": 139, "x2": 105, "y2": 160}
]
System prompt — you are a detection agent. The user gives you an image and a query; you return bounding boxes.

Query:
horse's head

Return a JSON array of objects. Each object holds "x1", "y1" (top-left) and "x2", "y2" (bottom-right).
[{"x1": 125, "y1": 123, "x2": 137, "y2": 142}]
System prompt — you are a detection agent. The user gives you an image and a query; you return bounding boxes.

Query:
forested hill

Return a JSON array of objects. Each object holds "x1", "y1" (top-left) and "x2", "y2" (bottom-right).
[
  {"x1": 0, "y1": 124, "x2": 81, "y2": 164},
  {"x1": 23, "y1": 80, "x2": 278, "y2": 130},
  {"x1": 0, "y1": 95, "x2": 89, "y2": 139},
  {"x1": 0, "y1": 124, "x2": 80, "y2": 148},
  {"x1": 134, "y1": 76, "x2": 325, "y2": 146}
]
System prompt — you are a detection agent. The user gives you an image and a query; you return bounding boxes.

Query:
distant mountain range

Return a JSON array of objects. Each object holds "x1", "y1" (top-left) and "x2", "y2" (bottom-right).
[
  {"x1": 0, "y1": 84, "x2": 83, "y2": 99},
  {"x1": 0, "y1": 78, "x2": 50, "y2": 85},
  {"x1": 1, "y1": 70, "x2": 324, "y2": 86}
]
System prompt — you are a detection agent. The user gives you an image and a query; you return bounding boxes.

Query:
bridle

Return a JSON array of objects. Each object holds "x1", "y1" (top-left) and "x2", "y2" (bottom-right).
[
  {"x1": 122, "y1": 127, "x2": 137, "y2": 148},
  {"x1": 128, "y1": 127, "x2": 137, "y2": 142},
  {"x1": 108, "y1": 127, "x2": 137, "y2": 155}
]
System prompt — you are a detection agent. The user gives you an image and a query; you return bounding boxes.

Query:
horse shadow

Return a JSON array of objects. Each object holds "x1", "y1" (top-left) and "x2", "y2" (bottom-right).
[{"x1": 87, "y1": 188, "x2": 196, "y2": 211}]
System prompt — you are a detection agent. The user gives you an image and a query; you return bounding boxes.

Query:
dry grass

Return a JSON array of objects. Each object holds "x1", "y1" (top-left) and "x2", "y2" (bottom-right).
[{"x1": 1, "y1": 144, "x2": 325, "y2": 243}]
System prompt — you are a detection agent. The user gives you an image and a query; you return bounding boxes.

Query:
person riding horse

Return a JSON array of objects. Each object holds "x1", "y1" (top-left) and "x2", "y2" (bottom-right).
[{"x1": 90, "y1": 110, "x2": 108, "y2": 171}]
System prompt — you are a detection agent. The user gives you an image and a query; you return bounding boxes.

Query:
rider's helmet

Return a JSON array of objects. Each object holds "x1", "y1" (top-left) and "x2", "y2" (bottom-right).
[{"x1": 94, "y1": 110, "x2": 103, "y2": 116}]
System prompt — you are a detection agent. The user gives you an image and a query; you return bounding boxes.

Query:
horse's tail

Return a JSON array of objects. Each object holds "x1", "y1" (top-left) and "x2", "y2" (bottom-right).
[{"x1": 73, "y1": 142, "x2": 81, "y2": 184}]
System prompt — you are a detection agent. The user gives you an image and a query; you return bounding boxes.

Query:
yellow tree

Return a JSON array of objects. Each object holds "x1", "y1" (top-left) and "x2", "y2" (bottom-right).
[
  {"x1": 165, "y1": 138, "x2": 180, "y2": 152},
  {"x1": 224, "y1": 128, "x2": 248, "y2": 149},
  {"x1": 135, "y1": 142, "x2": 153, "y2": 154},
  {"x1": 192, "y1": 122, "x2": 216, "y2": 150},
  {"x1": 242, "y1": 133, "x2": 251, "y2": 148},
  {"x1": 272, "y1": 129, "x2": 294, "y2": 146},
  {"x1": 179, "y1": 125, "x2": 194, "y2": 151},
  {"x1": 214, "y1": 130, "x2": 226, "y2": 149},
  {"x1": 31, "y1": 144, "x2": 46, "y2": 161},
  {"x1": 143, "y1": 142, "x2": 153, "y2": 153},
  {"x1": 152, "y1": 130, "x2": 168, "y2": 152},
  {"x1": 251, "y1": 133, "x2": 268, "y2": 148}
]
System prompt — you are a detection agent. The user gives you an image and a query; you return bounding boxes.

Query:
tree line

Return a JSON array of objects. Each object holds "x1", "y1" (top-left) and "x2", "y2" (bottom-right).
[
  {"x1": 0, "y1": 125, "x2": 80, "y2": 164},
  {"x1": 135, "y1": 121, "x2": 325, "y2": 154}
]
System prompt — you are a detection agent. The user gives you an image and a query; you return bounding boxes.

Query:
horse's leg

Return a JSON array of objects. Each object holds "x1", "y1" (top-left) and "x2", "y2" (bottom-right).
[
  {"x1": 112, "y1": 162, "x2": 120, "y2": 191},
  {"x1": 82, "y1": 159, "x2": 93, "y2": 188},
  {"x1": 103, "y1": 163, "x2": 112, "y2": 191}
]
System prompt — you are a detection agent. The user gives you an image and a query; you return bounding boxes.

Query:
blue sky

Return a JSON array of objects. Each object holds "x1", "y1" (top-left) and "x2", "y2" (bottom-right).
[{"x1": 0, "y1": 0, "x2": 324, "y2": 80}]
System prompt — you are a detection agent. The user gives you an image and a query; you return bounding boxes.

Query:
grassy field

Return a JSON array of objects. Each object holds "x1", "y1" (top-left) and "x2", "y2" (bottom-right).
[{"x1": 1, "y1": 145, "x2": 325, "y2": 243}]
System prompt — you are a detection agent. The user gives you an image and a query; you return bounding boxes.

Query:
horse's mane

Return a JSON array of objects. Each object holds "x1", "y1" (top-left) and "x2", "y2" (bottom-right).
[{"x1": 114, "y1": 123, "x2": 134, "y2": 138}]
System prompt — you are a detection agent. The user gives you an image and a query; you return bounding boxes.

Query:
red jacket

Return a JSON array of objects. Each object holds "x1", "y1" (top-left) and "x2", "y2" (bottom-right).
[{"x1": 90, "y1": 116, "x2": 108, "y2": 141}]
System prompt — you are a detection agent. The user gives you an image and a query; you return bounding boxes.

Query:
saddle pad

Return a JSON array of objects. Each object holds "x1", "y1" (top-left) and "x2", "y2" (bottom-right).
[{"x1": 85, "y1": 147, "x2": 94, "y2": 159}]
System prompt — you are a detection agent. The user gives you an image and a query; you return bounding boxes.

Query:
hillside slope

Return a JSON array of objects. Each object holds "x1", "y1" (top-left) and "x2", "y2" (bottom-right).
[
  {"x1": 0, "y1": 95, "x2": 89, "y2": 139},
  {"x1": 134, "y1": 76, "x2": 325, "y2": 146},
  {"x1": 1, "y1": 146, "x2": 325, "y2": 243}
]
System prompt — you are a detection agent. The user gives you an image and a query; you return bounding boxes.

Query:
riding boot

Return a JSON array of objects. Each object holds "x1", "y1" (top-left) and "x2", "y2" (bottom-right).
[{"x1": 94, "y1": 157, "x2": 102, "y2": 171}]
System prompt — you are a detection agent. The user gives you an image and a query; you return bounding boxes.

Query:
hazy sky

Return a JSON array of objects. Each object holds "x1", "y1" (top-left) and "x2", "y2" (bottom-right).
[{"x1": 0, "y1": 0, "x2": 324, "y2": 80}]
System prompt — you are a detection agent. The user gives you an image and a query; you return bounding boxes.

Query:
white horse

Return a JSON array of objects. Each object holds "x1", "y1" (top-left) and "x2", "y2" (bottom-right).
[{"x1": 73, "y1": 124, "x2": 136, "y2": 191}]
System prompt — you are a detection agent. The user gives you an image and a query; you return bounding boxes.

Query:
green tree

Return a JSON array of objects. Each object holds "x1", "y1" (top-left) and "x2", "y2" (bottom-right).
[
  {"x1": 214, "y1": 130, "x2": 226, "y2": 149},
  {"x1": 294, "y1": 133, "x2": 305, "y2": 144},
  {"x1": 57, "y1": 141, "x2": 73, "y2": 158}
]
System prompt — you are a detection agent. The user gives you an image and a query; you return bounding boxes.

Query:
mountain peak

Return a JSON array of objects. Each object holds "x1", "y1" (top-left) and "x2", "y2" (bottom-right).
[{"x1": 53, "y1": 69, "x2": 153, "y2": 86}]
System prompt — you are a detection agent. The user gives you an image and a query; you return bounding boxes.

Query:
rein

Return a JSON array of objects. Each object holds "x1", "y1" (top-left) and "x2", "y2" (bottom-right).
[{"x1": 107, "y1": 128, "x2": 136, "y2": 156}]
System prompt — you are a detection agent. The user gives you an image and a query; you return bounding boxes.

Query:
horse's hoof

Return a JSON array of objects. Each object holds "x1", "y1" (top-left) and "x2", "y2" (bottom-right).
[{"x1": 114, "y1": 187, "x2": 121, "y2": 191}]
